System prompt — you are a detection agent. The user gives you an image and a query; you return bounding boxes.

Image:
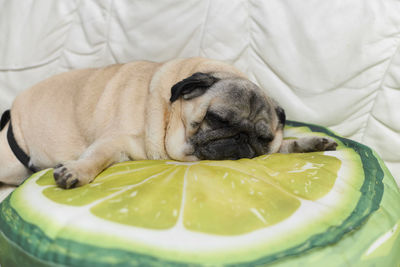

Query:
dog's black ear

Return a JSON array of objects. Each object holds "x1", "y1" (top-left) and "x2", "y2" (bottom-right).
[
  {"x1": 275, "y1": 106, "x2": 286, "y2": 126},
  {"x1": 170, "y1": 72, "x2": 218, "y2": 102}
]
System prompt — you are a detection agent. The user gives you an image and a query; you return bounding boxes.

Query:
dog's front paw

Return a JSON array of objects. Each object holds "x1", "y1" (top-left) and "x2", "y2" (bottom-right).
[
  {"x1": 53, "y1": 164, "x2": 81, "y2": 189},
  {"x1": 307, "y1": 137, "x2": 337, "y2": 152},
  {"x1": 295, "y1": 136, "x2": 338, "y2": 153},
  {"x1": 313, "y1": 137, "x2": 338, "y2": 151}
]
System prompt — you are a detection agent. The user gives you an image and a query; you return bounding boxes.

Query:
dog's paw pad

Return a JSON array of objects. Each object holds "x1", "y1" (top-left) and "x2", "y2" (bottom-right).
[
  {"x1": 53, "y1": 164, "x2": 80, "y2": 189},
  {"x1": 315, "y1": 138, "x2": 338, "y2": 151}
]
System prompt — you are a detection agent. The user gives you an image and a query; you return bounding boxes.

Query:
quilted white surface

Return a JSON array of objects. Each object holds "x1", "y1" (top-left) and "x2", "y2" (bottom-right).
[{"x1": 0, "y1": 0, "x2": 399, "y2": 186}]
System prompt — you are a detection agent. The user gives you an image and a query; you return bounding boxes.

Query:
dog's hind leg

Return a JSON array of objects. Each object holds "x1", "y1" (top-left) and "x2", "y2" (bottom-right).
[{"x1": 0, "y1": 123, "x2": 31, "y2": 185}]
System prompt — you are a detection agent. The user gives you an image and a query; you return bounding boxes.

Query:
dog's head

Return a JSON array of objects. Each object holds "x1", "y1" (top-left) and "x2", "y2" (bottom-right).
[{"x1": 168, "y1": 72, "x2": 285, "y2": 161}]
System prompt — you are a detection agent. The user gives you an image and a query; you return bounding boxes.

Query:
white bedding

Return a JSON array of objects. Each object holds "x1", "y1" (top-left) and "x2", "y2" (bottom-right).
[{"x1": 1, "y1": 0, "x2": 399, "y2": 186}]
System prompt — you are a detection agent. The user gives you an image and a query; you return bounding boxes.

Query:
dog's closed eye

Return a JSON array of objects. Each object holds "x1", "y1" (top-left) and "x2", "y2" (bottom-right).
[
  {"x1": 257, "y1": 135, "x2": 274, "y2": 144},
  {"x1": 205, "y1": 112, "x2": 230, "y2": 128}
]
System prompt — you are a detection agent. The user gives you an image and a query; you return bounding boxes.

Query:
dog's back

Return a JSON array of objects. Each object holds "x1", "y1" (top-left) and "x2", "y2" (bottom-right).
[{"x1": 9, "y1": 61, "x2": 162, "y2": 169}]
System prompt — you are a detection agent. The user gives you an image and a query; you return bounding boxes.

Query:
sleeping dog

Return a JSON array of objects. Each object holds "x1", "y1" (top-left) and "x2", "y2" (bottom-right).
[{"x1": 0, "y1": 57, "x2": 337, "y2": 189}]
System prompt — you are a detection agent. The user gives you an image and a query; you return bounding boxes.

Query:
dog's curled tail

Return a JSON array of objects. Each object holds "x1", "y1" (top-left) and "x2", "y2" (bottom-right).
[{"x1": 0, "y1": 109, "x2": 10, "y2": 131}]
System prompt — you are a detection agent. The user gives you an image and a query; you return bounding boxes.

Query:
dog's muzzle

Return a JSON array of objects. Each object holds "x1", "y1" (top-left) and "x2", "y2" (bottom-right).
[{"x1": 191, "y1": 131, "x2": 259, "y2": 160}]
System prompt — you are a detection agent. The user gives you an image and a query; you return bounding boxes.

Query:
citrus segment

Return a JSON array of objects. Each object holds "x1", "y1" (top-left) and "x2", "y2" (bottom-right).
[
  {"x1": 41, "y1": 161, "x2": 172, "y2": 206},
  {"x1": 184, "y1": 163, "x2": 300, "y2": 235},
  {"x1": 90, "y1": 167, "x2": 185, "y2": 229},
  {"x1": 259, "y1": 153, "x2": 341, "y2": 200}
]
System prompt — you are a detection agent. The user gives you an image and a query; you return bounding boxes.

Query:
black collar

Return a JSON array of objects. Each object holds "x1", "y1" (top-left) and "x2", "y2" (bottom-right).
[{"x1": 1, "y1": 110, "x2": 38, "y2": 173}]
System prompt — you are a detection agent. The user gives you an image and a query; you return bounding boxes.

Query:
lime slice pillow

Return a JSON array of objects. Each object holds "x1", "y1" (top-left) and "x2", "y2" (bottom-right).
[{"x1": 1, "y1": 121, "x2": 399, "y2": 267}]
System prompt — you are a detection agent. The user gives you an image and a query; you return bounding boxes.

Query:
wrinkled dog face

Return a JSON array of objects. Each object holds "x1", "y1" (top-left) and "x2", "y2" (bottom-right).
[{"x1": 170, "y1": 72, "x2": 286, "y2": 160}]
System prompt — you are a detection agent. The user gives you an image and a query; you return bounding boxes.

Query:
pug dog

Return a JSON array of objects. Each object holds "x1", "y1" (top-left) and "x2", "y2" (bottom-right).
[{"x1": 0, "y1": 57, "x2": 337, "y2": 189}]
